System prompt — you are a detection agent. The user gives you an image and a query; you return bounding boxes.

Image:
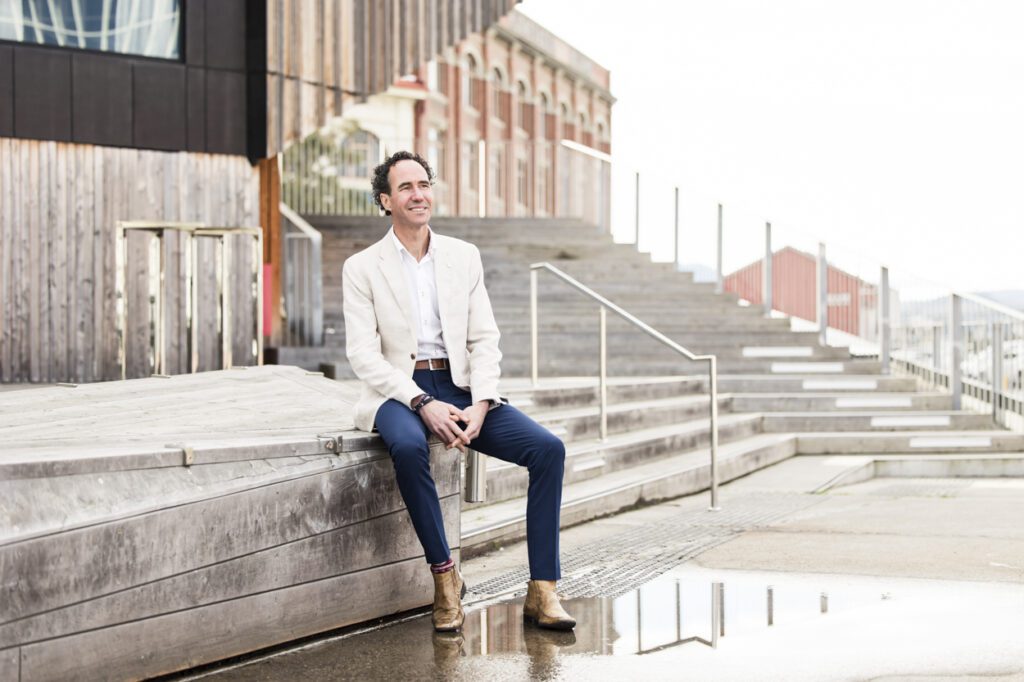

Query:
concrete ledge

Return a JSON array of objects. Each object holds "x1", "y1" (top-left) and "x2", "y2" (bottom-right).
[{"x1": 815, "y1": 454, "x2": 1024, "y2": 493}]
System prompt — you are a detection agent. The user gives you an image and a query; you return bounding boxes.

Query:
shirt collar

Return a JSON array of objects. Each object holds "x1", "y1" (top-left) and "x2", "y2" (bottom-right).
[{"x1": 389, "y1": 226, "x2": 436, "y2": 260}]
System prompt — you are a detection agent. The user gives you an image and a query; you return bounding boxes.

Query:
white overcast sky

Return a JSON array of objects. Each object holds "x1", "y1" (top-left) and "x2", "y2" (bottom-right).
[{"x1": 517, "y1": 0, "x2": 1023, "y2": 293}]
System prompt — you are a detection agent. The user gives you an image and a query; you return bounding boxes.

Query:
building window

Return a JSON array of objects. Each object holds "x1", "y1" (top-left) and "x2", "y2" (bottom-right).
[
  {"x1": 462, "y1": 53, "x2": 482, "y2": 110},
  {"x1": 0, "y1": 0, "x2": 182, "y2": 59}
]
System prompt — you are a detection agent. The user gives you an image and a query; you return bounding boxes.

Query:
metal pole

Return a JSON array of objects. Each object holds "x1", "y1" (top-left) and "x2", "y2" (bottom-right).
[
  {"x1": 710, "y1": 582, "x2": 723, "y2": 647},
  {"x1": 673, "y1": 186, "x2": 680, "y2": 271},
  {"x1": 530, "y1": 268, "x2": 539, "y2": 387},
  {"x1": 156, "y1": 229, "x2": 167, "y2": 375},
  {"x1": 992, "y1": 321, "x2": 1003, "y2": 422},
  {"x1": 599, "y1": 306, "x2": 608, "y2": 441},
  {"x1": 817, "y1": 242, "x2": 828, "y2": 346},
  {"x1": 767, "y1": 585, "x2": 774, "y2": 626},
  {"x1": 255, "y1": 233, "x2": 264, "y2": 365},
  {"x1": 464, "y1": 448, "x2": 486, "y2": 503},
  {"x1": 950, "y1": 294, "x2": 963, "y2": 409},
  {"x1": 715, "y1": 203, "x2": 723, "y2": 294},
  {"x1": 880, "y1": 266, "x2": 891, "y2": 373},
  {"x1": 634, "y1": 171, "x2": 640, "y2": 248},
  {"x1": 708, "y1": 356, "x2": 721, "y2": 511},
  {"x1": 932, "y1": 324, "x2": 943, "y2": 381},
  {"x1": 763, "y1": 222, "x2": 773, "y2": 316},
  {"x1": 220, "y1": 235, "x2": 233, "y2": 369},
  {"x1": 478, "y1": 139, "x2": 487, "y2": 218},
  {"x1": 190, "y1": 235, "x2": 200, "y2": 373},
  {"x1": 116, "y1": 226, "x2": 127, "y2": 380}
]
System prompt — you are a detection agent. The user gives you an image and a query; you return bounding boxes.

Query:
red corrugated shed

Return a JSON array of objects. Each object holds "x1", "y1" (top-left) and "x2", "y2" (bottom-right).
[{"x1": 723, "y1": 247, "x2": 877, "y2": 337}]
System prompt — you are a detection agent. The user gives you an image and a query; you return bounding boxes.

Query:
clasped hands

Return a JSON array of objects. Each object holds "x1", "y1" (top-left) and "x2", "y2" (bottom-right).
[{"x1": 416, "y1": 399, "x2": 489, "y2": 452}]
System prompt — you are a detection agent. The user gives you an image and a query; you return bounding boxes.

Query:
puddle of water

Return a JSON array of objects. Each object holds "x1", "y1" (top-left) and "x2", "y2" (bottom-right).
[{"x1": 194, "y1": 566, "x2": 1024, "y2": 681}]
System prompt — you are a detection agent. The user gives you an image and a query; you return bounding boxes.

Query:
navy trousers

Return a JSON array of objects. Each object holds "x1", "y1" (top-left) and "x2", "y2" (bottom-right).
[{"x1": 375, "y1": 368, "x2": 565, "y2": 580}]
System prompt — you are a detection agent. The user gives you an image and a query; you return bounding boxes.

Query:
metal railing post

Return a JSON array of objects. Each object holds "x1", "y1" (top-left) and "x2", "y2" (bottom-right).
[
  {"x1": 599, "y1": 306, "x2": 608, "y2": 441},
  {"x1": 932, "y1": 324, "x2": 943, "y2": 384},
  {"x1": 708, "y1": 356, "x2": 720, "y2": 511},
  {"x1": 880, "y1": 266, "x2": 891, "y2": 373},
  {"x1": 950, "y1": 294, "x2": 963, "y2": 409},
  {"x1": 464, "y1": 448, "x2": 486, "y2": 503},
  {"x1": 634, "y1": 171, "x2": 640, "y2": 248},
  {"x1": 715, "y1": 203, "x2": 723, "y2": 294},
  {"x1": 530, "y1": 268, "x2": 539, "y2": 387},
  {"x1": 992, "y1": 321, "x2": 1003, "y2": 422},
  {"x1": 763, "y1": 222, "x2": 773, "y2": 316},
  {"x1": 673, "y1": 186, "x2": 680, "y2": 271},
  {"x1": 817, "y1": 242, "x2": 828, "y2": 346}
]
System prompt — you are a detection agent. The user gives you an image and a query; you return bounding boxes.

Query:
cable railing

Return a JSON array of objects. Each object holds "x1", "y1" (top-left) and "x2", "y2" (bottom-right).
[{"x1": 529, "y1": 262, "x2": 721, "y2": 510}]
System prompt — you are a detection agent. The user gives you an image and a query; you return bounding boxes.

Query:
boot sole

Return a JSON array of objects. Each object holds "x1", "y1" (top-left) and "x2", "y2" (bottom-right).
[{"x1": 522, "y1": 614, "x2": 576, "y2": 631}]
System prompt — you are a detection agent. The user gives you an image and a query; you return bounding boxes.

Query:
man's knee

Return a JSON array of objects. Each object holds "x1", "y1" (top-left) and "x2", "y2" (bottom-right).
[
  {"x1": 528, "y1": 430, "x2": 565, "y2": 471},
  {"x1": 389, "y1": 436, "x2": 430, "y2": 473}
]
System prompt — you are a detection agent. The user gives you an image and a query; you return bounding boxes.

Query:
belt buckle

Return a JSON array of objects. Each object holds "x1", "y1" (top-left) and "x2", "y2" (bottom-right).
[{"x1": 428, "y1": 358, "x2": 445, "y2": 371}]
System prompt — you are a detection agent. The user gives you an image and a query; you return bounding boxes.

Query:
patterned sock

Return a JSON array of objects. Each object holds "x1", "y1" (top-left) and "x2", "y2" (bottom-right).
[{"x1": 430, "y1": 557, "x2": 455, "y2": 574}]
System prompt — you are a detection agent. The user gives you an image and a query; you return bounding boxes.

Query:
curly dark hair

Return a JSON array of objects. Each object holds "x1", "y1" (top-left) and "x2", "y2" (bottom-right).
[{"x1": 371, "y1": 151, "x2": 435, "y2": 215}]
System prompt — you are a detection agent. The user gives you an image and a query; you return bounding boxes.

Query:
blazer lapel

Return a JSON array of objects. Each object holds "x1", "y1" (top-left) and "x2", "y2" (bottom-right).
[
  {"x1": 433, "y1": 238, "x2": 455, "y2": 333},
  {"x1": 377, "y1": 236, "x2": 417, "y2": 334}
]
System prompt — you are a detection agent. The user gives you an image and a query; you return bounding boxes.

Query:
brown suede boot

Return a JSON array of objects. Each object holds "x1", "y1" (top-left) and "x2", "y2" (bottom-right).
[
  {"x1": 431, "y1": 568, "x2": 466, "y2": 632},
  {"x1": 522, "y1": 580, "x2": 576, "y2": 630}
]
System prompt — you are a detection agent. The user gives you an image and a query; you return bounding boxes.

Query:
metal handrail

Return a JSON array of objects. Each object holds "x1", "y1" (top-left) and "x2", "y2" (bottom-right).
[{"x1": 529, "y1": 261, "x2": 721, "y2": 510}]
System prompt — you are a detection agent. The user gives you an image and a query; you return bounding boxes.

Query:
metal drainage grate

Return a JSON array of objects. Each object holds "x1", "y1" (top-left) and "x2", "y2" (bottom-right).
[{"x1": 468, "y1": 492, "x2": 826, "y2": 599}]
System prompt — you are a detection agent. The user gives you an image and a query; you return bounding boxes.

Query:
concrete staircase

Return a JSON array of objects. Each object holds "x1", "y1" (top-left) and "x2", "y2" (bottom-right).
[{"x1": 272, "y1": 216, "x2": 1023, "y2": 553}]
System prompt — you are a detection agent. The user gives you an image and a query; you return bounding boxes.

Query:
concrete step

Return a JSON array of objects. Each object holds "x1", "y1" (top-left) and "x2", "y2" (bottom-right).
[
  {"x1": 729, "y1": 392, "x2": 953, "y2": 412},
  {"x1": 474, "y1": 413, "x2": 763, "y2": 506},
  {"x1": 716, "y1": 374, "x2": 919, "y2": 393},
  {"x1": 501, "y1": 376, "x2": 707, "y2": 408},
  {"x1": 795, "y1": 430, "x2": 1024, "y2": 454},
  {"x1": 530, "y1": 393, "x2": 732, "y2": 441},
  {"x1": 500, "y1": 358, "x2": 881, "y2": 377},
  {"x1": 461, "y1": 432, "x2": 797, "y2": 554},
  {"x1": 761, "y1": 410, "x2": 994, "y2": 432}
]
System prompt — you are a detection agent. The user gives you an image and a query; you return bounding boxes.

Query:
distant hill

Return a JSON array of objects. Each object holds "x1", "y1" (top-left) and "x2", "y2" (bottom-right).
[{"x1": 976, "y1": 290, "x2": 1024, "y2": 312}]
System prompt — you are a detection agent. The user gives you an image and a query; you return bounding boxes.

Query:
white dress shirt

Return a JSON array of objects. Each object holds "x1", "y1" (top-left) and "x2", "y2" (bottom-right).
[{"x1": 390, "y1": 227, "x2": 448, "y2": 360}]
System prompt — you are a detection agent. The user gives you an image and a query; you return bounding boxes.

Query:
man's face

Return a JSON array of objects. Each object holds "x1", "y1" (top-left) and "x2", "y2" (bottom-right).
[{"x1": 381, "y1": 159, "x2": 433, "y2": 230}]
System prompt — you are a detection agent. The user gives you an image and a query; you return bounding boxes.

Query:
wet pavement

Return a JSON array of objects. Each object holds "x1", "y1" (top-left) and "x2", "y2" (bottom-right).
[
  {"x1": 174, "y1": 458, "x2": 1024, "y2": 681},
  {"x1": 183, "y1": 565, "x2": 1024, "y2": 681}
]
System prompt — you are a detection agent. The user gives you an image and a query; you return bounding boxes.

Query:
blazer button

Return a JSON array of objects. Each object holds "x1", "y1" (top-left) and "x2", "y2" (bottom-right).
[{"x1": 410, "y1": 353, "x2": 415, "y2": 360}]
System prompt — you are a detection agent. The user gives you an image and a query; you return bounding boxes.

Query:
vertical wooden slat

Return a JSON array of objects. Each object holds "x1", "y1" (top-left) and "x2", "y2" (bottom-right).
[{"x1": 51, "y1": 143, "x2": 67, "y2": 381}]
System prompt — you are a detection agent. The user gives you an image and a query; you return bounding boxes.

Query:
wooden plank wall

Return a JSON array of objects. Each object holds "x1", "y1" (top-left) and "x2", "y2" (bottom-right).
[
  {"x1": 264, "y1": 0, "x2": 521, "y2": 157},
  {"x1": 0, "y1": 138, "x2": 260, "y2": 383}
]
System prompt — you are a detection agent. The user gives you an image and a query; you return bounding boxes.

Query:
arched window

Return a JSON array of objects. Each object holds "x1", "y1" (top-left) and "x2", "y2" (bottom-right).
[
  {"x1": 462, "y1": 53, "x2": 481, "y2": 109},
  {"x1": 492, "y1": 68, "x2": 508, "y2": 123},
  {"x1": 517, "y1": 81, "x2": 533, "y2": 134},
  {"x1": 561, "y1": 103, "x2": 575, "y2": 140}
]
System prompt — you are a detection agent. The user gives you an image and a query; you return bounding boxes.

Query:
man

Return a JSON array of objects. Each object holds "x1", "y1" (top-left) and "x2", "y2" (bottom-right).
[{"x1": 342, "y1": 151, "x2": 575, "y2": 632}]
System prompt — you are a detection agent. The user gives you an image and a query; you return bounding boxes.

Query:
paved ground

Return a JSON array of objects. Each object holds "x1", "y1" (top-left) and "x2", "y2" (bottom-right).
[{"x1": 177, "y1": 454, "x2": 1024, "y2": 682}]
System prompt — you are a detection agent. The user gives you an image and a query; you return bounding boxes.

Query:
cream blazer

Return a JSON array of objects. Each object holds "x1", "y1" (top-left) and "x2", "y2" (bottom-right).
[{"x1": 342, "y1": 231, "x2": 504, "y2": 432}]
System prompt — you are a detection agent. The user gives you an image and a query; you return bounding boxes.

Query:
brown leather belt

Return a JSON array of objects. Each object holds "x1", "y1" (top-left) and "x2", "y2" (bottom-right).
[{"x1": 414, "y1": 358, "x2": 449, "y2": 370}]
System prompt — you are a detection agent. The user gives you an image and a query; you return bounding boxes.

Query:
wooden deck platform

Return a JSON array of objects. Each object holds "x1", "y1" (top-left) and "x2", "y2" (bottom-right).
[{"x1": 0, "y1": 366, "x2": 460, "y2": 681}]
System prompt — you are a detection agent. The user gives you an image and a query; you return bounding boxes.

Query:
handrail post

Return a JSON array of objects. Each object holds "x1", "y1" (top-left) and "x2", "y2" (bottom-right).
[
  {"x1": 464, "y1": 448, "x2": 486, "y2": 503},
  {"x1": 531, "y1": 268, "x2": 539, "y2": 387},
  {"x1": 715, "y1": 203, "x2": 723, "y2": 294},
  {"x1": 992, "y1": 321, "x2": 1003, "y2": 423},
  {"x1": 880, "y1": 266, "x2": 891, "y2": 374},
  {"x1": 599, "y1": 306, "x2": 608, "y2": 441},
  {"x1": 634, "y1": 171, "x2": 641, "y2": 249},
  {"x1": 708, "y1": 356, "x2": 721, "y2": 511},
  {"x1": 673, "y1": 186, "x2": 680, "y2": 271},
  {"x1": 763, "y1": 221, "x2": 772, "y2": 317},
  {"x1": 950, "y1": 294, "x2": 963, "y2": 409},
  {"x1": 817, "y1": 242, "x2": 828, "y2": 346}
]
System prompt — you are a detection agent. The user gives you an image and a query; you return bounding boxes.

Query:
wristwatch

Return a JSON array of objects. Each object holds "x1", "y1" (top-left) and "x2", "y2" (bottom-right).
[{"x1": 411, "y1": 394, "x2": 435, "y2": 412}]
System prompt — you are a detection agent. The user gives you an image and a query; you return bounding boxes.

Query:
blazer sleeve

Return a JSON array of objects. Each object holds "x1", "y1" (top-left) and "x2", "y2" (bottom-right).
[
  {"x1": 465, "y1": 244, "x2": 503, "y2": 405},
  {"x1": 343, "y1": 258, "x2": 423, "y2": 408}
]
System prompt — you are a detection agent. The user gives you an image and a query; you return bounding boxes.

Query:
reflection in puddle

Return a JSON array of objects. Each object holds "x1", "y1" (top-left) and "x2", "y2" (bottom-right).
[
  {"x1": 458, "y1": 568, "x2": 849, "y2": 663},
  {"x1": 198, "y1": 567, "x2": 1024, "y2": 681}
]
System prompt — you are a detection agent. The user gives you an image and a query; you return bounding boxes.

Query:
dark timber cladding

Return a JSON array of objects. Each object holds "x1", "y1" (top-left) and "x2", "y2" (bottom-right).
[{"x1": 264, "y1": 0, "x2": 521, "y2": 157}]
